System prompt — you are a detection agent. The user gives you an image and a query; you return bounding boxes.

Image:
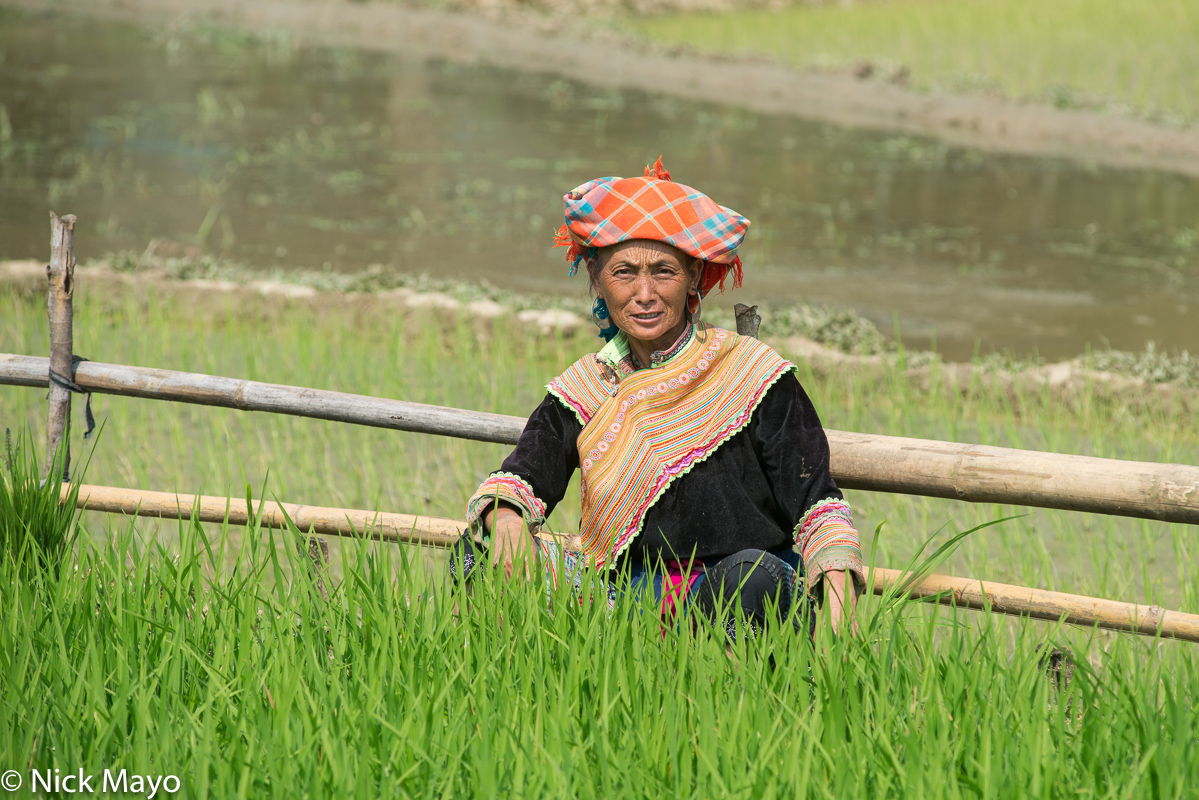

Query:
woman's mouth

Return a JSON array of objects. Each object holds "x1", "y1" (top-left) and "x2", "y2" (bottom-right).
[{"x1": 630, "y1": 311, "x2": 664, "y2": 323}]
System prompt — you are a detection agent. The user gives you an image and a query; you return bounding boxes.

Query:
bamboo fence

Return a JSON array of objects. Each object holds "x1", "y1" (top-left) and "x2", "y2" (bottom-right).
[{"x1": 3, "y1": 211, "x2": 1197, "y2": 644}]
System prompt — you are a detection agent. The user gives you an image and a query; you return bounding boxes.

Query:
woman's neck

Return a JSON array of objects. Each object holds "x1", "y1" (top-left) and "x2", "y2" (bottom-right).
[{"x1": 627, "y1": 318, "x2": 691, "y2": 369}]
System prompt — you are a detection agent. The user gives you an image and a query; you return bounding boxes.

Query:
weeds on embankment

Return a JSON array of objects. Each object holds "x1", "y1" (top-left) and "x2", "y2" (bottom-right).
[
  {"x1": 635, "y1": 0, "x2": 1199, "y2": 124},
  {"x1": 1, "y1": 286, "x2": 1197, "y2": 794}
]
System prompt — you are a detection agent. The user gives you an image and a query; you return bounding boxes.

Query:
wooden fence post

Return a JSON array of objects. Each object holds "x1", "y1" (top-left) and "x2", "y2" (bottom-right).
[
  {"x1": 734, "y1": 303, "x2": 761, "y2": 338},
  {"x1": 46, "y1": 211, "x2": 77, "y2": 481}
]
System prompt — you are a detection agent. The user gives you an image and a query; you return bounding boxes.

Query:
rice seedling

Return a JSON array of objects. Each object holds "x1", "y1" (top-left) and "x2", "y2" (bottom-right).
[
  {"x1": 1, "y1": 284, "x2": 1197, "y2": 795},
  {"x1": 634, "y1": 0, "x2": 1199, "y2": 123},
  {"x1": 0, "y1": 426, "x2": 85, "y2": 579}
]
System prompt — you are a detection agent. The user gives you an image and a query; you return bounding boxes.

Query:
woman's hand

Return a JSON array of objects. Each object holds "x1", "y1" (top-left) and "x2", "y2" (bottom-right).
[
  {"x1": 822, "y1": 569, "x2": 860, "y2": 636},
  {"x1": 484, "y1": 504, "x2": 535, "y2": 580}
]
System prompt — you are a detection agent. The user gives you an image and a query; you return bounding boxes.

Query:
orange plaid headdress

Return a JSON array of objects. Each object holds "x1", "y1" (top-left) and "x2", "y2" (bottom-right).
[{"x1": 553, "y1": 158, "x2": 749, "y2": 297}]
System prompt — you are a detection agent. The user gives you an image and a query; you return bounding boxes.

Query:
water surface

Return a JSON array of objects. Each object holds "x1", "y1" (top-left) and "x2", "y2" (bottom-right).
[{"x1": 1, "y1": 9, "x2": 1196, "y2": 360}]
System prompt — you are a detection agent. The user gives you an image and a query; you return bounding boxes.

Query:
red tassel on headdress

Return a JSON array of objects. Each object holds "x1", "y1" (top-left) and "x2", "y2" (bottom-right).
[
  {"x1": 644, "y1": 156, "x2": 671, "y2": 182},
  {"x1": 553, "y1": 223, "x2": 572, "y2": 249},
  {"x1": 728, "y1": 255, "x2": 744, "y2": 290},
  {"x1": 554, "y1": 223, "x2": 588, "y2": 275},
  {"x1": 698, "y1": 255, "x2": 743, "y2": 298}
]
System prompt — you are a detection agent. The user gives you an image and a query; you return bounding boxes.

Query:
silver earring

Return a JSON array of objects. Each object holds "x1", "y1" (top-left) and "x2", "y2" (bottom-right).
[{"x1": 690, "y1": 290, "x2": 703, "y2": 321}]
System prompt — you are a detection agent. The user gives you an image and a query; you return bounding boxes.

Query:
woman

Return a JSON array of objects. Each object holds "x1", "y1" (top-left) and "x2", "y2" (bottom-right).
[{"x1": 454, "y1": 159, "x2": 863, "y2": 636}]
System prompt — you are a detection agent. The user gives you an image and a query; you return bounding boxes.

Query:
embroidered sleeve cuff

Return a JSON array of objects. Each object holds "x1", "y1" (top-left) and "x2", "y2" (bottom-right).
[
  {"x1": 794, "y1": 498, "x2": 865, "y2": 595},
  {"x1": 466, "y1": 472, "x2": 548, "y2": 534}
]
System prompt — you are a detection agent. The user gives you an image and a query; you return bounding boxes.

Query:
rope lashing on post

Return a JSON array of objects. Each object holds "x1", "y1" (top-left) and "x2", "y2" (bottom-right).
[{"x1": 46, "y1": 354, "x2": 95, "y2": 439}]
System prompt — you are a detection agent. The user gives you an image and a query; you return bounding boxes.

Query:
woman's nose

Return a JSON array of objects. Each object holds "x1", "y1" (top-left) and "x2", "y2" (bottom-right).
[{"x1": 633, "y1": 275, "x2": 656, "y2": 304}]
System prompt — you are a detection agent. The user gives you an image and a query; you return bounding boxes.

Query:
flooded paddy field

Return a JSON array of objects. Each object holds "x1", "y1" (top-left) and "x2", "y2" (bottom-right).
[{"x1": 1, "y1": 7, "x2": 1197, "y2": 361}]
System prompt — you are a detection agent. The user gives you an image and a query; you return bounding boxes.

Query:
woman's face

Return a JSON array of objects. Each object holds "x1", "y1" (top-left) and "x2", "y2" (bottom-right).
[{"x1": 593, "y1": 240, "x2": 701, "y2": 348}]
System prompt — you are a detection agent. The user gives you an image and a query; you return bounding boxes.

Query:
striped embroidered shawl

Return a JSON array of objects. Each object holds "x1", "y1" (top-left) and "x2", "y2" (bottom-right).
[{"x1": 548, "y1": 323, "x2": 795, "y2": 569}]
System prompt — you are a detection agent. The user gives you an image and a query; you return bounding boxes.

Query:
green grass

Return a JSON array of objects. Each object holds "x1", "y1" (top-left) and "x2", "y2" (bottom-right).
[
  {"x1": 633, "y1": 0, "x2": 1199, "y2": 123},
  {"x1": 2, "y1": 285, "x2": 1198, "y2": 796},
  {"x1": 0, "y1": 427, "x2": 85, "y2": 579},
  {"x1": 3, "y1": 509, "x2": 1198, "y2": 798},
  {"x1": 3, "y1": 509, "x2": 1196, "y2": 798}
]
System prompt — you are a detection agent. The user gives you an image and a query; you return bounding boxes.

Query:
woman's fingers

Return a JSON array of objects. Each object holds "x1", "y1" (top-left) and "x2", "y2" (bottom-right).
[
  {"x1": 490, "y1": 524, "x2": 514, "y2": 577},
  {"x1": 827, "y1": 590, "x2": 845, "y2": 633},
  {"x1": 486, "y1": 505, "x2": 526, "y2": 579},
  {"x1": 489, "y1": 516, "x2": 533, "y2": 580},
  {"x1": 823, "y1": 569, "x2": 859, "y2": 636}
]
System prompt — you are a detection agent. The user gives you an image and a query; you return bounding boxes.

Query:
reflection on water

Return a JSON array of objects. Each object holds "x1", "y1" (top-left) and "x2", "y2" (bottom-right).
[{"x1": 1, "y1": 9, "x2": 1196, "y2": 360}]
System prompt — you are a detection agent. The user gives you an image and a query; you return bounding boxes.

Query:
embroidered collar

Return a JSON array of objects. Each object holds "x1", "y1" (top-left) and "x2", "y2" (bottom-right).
[
  {"x1": 647, "y1": 322, "x2": 696, "y2": 366},
  {"x1": 547, "y1": 324, "x2": 798, "y2": 569},
  {"x1": 596, "y1": 322, "x2": 696, "y2": 378}
]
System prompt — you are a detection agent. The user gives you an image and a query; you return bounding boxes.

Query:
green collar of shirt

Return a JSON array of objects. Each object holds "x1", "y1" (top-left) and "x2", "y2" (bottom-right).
[{"x1": 596, "y1": 321, "x2": 696, "y2": 375}]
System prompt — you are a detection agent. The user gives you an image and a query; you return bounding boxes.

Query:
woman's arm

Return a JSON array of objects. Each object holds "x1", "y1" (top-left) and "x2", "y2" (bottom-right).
[
  {"x1": 751, "y1": 375, "x2": 864, "y2": 634},
  {"x1": 467, "y1": 394, "x2": 583, "y2": 579}
]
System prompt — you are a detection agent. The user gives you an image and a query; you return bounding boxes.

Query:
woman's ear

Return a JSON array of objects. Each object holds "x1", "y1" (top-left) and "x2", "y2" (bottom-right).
[
  {"x1": 691, "y1": 259, "x2": 705, "y2": 293},
  {"x1": 586, "y1": 255, "x2": 603, "y2": 294}
]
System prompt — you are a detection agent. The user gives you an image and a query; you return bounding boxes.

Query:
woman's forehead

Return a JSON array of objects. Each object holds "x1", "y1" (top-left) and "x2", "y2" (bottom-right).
[{"x1": 601, "y1": 240, "x2": 690, "y2": 267}]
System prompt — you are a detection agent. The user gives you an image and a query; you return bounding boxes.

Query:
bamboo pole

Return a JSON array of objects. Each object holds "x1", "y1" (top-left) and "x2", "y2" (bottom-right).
[
  {"x1": 0, "y1": 354, "x2": 521, "y2": 443},
  {"x1": 826, "y1": 431, "x2": 1199, "y2": 523},
  {"x1": 65, "y1": 482, "x2": 1199, "y2": 643},
  {"x1": 45, "y1": 212, "x2": 77, "y2": 480},
  {"x1": 870, "y1": 568, "x2": 1199, "y2": 642},
  {"x1": 5, "y1": 354, "x2": 1197, "y2": 524},
  {"x1": 70, "y1": 483, "x2": 465, "y2": 548}
]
